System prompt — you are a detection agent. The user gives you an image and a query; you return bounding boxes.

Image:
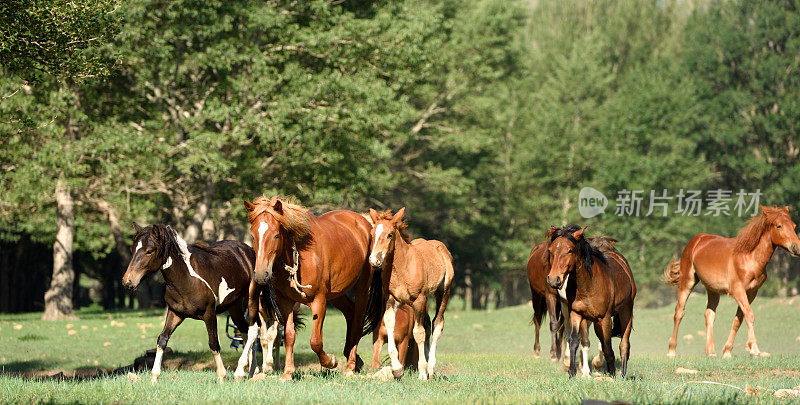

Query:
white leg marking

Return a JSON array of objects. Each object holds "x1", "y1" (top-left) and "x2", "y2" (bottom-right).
[
  {"x1": 234, "y1": 325, "x2": 260, "y2": 380},
  {"x1": 581, "y1": 344, "x2": 590, "y2": 376},
  {"x1": 383, "y1": 304, "x2": 403, "y2": 374},
  {"x1": 262, "y1": 319, "x2": 279, "y2": 371},
  {"x1": 213, "y1": 350, "x2": 226, "y2": 382},
  {"x1": 413, "y1": 321, "x2": 429, "y2": 380},
  {"x1": 428, "y1": 319, "x2": 444, "y2": 377},
  {"x1": 151, "y1": 346, "x2": 164, "y2": 383}
]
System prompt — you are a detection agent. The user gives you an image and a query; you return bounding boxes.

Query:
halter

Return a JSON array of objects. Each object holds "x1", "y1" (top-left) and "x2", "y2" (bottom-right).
[{"x1": 285, "y1": 241, "x2": 310, "y2": 298}]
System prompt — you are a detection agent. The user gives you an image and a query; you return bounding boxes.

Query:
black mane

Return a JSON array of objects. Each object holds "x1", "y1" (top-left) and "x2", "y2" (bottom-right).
[{"x1": 548, "y1": 224, "x2": 607, "y2": 275}]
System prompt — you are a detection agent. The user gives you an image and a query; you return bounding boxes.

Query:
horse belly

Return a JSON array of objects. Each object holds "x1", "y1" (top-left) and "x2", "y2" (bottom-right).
[{"x1": 692, "y1": 239, "x2": 734, "y2": 293}]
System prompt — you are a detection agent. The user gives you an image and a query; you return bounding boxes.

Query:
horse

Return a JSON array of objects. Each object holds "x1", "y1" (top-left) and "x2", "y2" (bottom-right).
[
  {"x1": 367, "y1": 208, "x2": 454, "y2": 380},
  {"x1": 665, "y1": 205, "x2": 800, "y2": 358},
  {"x1": 243, "y1": 196, "x2": 382, "y2": 381},
  {"x1": 545, "y1": 226, "x2": 636, "y2": 378},
  {"x1": 122, "y1": 223, "x2": 254, "y2": 383},
  {"x1": 527, "y1": 231, "x2": 618, "y2": 367}
]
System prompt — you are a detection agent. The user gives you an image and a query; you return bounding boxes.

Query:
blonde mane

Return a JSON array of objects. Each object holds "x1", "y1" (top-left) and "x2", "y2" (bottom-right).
[
  {"x1": 734, "y1": 206, "x2": 786, "y2": 253},
  {"x1": 248, "y1": 195, "x2": 313, "y2": 245}
]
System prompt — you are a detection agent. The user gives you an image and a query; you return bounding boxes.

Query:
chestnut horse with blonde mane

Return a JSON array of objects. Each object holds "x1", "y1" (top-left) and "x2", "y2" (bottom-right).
[
  {"x1": 243, "y1": 196, "x2": 382, "y2": 381},
  {"x1": 666, "y1": 205, "x2": 800, "y2": 358},
  {"x1": 368, "y1": 208, "x2": 454, "y2": 380}
]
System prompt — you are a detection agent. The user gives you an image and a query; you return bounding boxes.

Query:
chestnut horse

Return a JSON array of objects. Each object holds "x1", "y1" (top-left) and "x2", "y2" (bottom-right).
[
  {"x1": 122, "y1": 223, "x2": 253, "y2": 383},
  {"x1": 528, "y1": 232, "x2": 618, "y2": 364},
  {"x1": 243, "y1": 196, "x2": 382, "y2": 381},
  {"x1": 368, "y1": 208, "x2": 454, "y2": 380},
  {"x1": 665, "y1": 205, "x2": 800, "y2": 358},
  {"x1": 546, "y1": 226, "x2": 636, "y2": 378},
  {"x1": 371, "y1": 305, "x2": 429, "y2": 376}
]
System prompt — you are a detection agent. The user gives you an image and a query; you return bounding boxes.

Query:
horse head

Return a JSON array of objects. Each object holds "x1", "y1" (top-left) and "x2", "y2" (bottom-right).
[
  {"x1": 245, "y1": 199, "x2": 287, "y2": 284},
  {"x1": 368, "y1": 207, "x2": 405, "y2": 268},
  {"x1": 765, "y1": 206, "x2": 800, "y2": 257},
  {"x1": 123, "y1": 222, "x2": 174, "y2": 290},
  {"x1": 546, "y1": 226, "x2": 586, "y2": 290}
]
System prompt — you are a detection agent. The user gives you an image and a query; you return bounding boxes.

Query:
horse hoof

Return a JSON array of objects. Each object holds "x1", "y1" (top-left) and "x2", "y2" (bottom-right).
[
  {"x1": 533, "y1": 352, "x2": 541, "y2": 359},
  {"x1": 391, "y1": 368, "x2": 404, "y2": 379},
  {"x1": 280, "y1": 373, "x2": 293, "y2": 382},
  {"x1": 758, "y1": 352, "x2": 771, "y2": 358},
  {"x1": 234, "y1": 373, "x2": 246, "y2": 382},
  {"x1": 150, "y1": 374, "x2": 159, "y2": 384},
  {"x1": 354, "y1": 355, "x2": 364, "y2": 372},
  {"x1": 722, "y1": 352, "x2": 732, "y2": 359},
  {"x1": 418, "y1": 371, "x2": 429, "y2": 381},
  {"x1": 706, "y1": 353, "x2": 717, "y2": 357},
  {"x1": 373, "y1": 367, "x2": 393, "y2": 381},
  {"x1": 666, "y1": 351, "x2": 676, "y2": 358},
  {"x1": 343, "y1": 370, "x2": 355, "y2": 378}
]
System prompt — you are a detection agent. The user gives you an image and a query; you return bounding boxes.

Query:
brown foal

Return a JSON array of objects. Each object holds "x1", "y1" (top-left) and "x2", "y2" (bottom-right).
[
  {"x1": 368, "y1": 208, "x2": 454, "y2": 380},
  {"x1": 666, "y1": 205, "x2": 800, "y2": 358}
]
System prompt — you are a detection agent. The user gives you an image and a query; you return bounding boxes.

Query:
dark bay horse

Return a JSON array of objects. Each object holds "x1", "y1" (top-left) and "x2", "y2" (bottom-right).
[
  {"x1": 546, "y1": 226, "x2": 636, "y2": 378},
  {"x1": 665, "y1": 205, "x2": 800, "y2": 358},
  {"x1": 122, "y1": 223, "x2": 254, "y2": 383},
  {"x1": 244, "y1": 196, "x2": 381, "y2": 381},
  {"x1": 368, "y1": 208, "x2": 454, "y2": 380},
  {"x1": 527, "y1": 231, "x2": 618, "y2": 364}
]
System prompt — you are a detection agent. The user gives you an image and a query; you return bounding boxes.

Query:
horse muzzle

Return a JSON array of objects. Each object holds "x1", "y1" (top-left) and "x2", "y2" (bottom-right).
[
  {"x1": 790, "y1": 244, "x2": 800, "y2": 257},
  {"x1": 546, "y1": 275, "x2": 564, "y2": 290},
  {"x1": 122, "y1": 275, "x2": 140, "y2": 291},
  {"x1": 369, "y1": 252, "x2": 385, "y2": 268},
  {"x1": 254, "y1": 262, "x2": 273, "y2": 285}
]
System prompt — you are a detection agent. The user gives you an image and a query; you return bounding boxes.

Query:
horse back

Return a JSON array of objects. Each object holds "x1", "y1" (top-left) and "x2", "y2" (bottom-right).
[
  {"x1": 309, "y1": 210, "x2": 372, "y2": 274},
  {"x1": 526, "y1": 242, "x2": 551, "y2": 296},
  {"x1": 602, "y1": 251, "x2": 636, "y2": 304},
  {"x1": 410, "y1": 238, "x2": 454, "y2": 287},
  {"x1": 191, "y1": 240, "x2": 254, "y2": 285}
]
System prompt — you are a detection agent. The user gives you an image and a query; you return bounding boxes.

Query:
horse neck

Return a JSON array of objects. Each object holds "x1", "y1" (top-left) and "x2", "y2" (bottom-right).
[
  {"x1": 574, "y1": 259, "x2": 597, "y2": 298},
  {"x1": 739, "y1": 230, "x2": 777, "y2": 272},
  {"x1": 389, "y1": 231, "x2": 411, "y2": 273},
  {"x1": 160, "y1": 248, "x2": 189, "y2": 290}
]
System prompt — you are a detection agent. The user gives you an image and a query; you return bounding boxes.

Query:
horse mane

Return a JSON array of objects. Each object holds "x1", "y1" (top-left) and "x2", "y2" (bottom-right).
[
  {"x1": 734, "y1": 206, "x2": 786, "y2": 253},
  {"x1": 548, "y1": 224, "x2": 607, "y2": 275},
  {"x1": 248, "y1": 195, "x2": 313, "y2": 247},
  {"x1": 587, "y1": 235, "x2": 618, "y2": 252},
  {"x1": 367, "y1": 209, "x2": 411, "y2": 243}
]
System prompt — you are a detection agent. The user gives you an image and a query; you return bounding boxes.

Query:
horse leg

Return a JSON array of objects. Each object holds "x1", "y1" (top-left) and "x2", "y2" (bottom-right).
[
  {"x1": 233, "y1": 291, "x2": 260, "y2": 380},
  {"x1": 667, "y1": 265, "x2": 697, "y2": 357},
  {"x1": 530, "y1": 287, "x2": 543, "y2": 358},
  {"x1": 579, "y1": 319, "x2": 591, "y2": 377},
  {"x1": 546, "y1": 294, "x2": 561, "y2": 362},
  {"x1": 726, "y1": 288, "x2": 761, "y2": 357},
  {"x1": 383, "y1": 297, "x2": 403, "y2": 378},
  {"x1": 561, "y1": 301, "x2": 571, "y2": 366},
  {"x1": 329, "y1": 295, "x2": 360, "y2": 371},
  {"x1": 721, "y1": 307, "x2": 743, "y2": 358},
  {"x1": 202, "y1": 309, "x2": 226, "y2": 383},
  {"x1": 343, "y1": 268, "x2": 372, "y2": 376},
  {"x1": 151, "y1": 307, "x2": 184, "y2": 383},
  {"x1": 371, "y1": 319, "x2": 386, "y2": 370},
  {"x1": 260, "y1": 311, "x2": 279, "y2": 372},
  {"x1": 428, "y1": 285, "x2": 451, "y2": 378},
  {"x1": 276, "y1": 295, "x2": 296, "y2": 382},
  {"x1": 567, "y1": 311, "x2": 582, "y2": 378},
  {"x1": 595, "y1": 316, "x2": 616, "y2": 377},
  {"x1": 309, "y1": 294, "x2": 337, "y2": 370},
  {"x1": 704, "y1": 291, "x2": 720, "y2": 356},
  {"x1": 412, "y1": 296, "x2": 430, "y2": 380},
  {"x1": 618, "y1": 305, "x2": 634, "y2": 378}
]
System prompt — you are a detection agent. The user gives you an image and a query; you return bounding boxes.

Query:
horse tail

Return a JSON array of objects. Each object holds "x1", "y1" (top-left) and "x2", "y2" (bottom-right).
[
  {"x1": 361, "y1": 270, "x2": 384, "y2": 337},
  {"x1": 663, "y1": 257, "x2": 681, "y2": 287},
  {"x1": 293, "y1": 310, "x2": 305, "y2": 330},
  {"x1": 529, "y1": 288, "x2": 546, "y2": 327}
]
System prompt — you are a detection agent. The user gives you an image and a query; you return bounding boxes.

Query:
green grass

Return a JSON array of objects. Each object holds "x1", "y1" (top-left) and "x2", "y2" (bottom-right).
[{"x1": 2, "y1": 294, "x2": 800, "y2": 403}]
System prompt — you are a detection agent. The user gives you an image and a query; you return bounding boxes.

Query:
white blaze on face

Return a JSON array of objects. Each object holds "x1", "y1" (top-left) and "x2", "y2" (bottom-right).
[
  {"x1": 257, "y1": 221, "x2": 269, "y2": 259},
  {"x1": 370, "y1": 224, "x2": 384, "y2": 265},
  {"x1": 135, "y1": 241, "x2": 143, "y2": 255},
  {"x1": 558, "y1": 274, "x2": 569, "y2": 300}
]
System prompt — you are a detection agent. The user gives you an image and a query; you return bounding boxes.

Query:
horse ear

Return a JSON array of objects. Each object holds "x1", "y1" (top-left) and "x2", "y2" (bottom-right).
[
  {"x1": 152, "y1": 224, "x2": 160, "y2": 238},
  {"x1": 545, "y1": 226, "x2": 556, "y2": 240},
  {"x1": 369, "y1": 208, "x2": 379, "y2": 224},
  {"x1": 572, "y1": 227, "x2": 586, "y2": 240},
  {"x1": 243, "y1": 200, "x2": 254, "y2": 212},
  {"x1": 392, "y1": 207, "x2": 405, "y2": 223},
  {"x1": 608, "y1": 238, "x2": 617, "y2": 248},
  {"x1": 783, "y1": 206, "x2": 791, "y2": 213},
  {"x1": 760, "y1": 205, "x2": 768, "y2": 214},
  {"x1": 166, "y1": 225, "x2": 175, "y2": 235},
  {"x1": 132, "y1": 222, "x2": 143, "y2": 233},
  {"x1": 273, "y1": 199, "x2": 283, "y2": 213}
]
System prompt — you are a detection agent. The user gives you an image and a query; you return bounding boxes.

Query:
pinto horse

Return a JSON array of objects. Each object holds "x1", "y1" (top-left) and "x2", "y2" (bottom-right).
[
  {"x1": 243, "y1": 196, "x2": 381, "y2": 381},
  {"x1": 546, "y1": 226, "x2": 636, "y2": 378},
  {"x1": 122, "y1": 223, "x2": 254, "y2": 383},
  {"x1": 368, "y1": 208, "x2": 454, "y2": 380},
  {"x1": 665, "y1": 205, "x2": 800, "y2": 358}
]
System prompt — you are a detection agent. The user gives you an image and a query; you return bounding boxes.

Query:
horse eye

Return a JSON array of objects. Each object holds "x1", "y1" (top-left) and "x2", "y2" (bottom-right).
[
  {"x1": 777, "y1": 225, "x2": 783, "y2": 229},
  {"x1": 145, "y1": 249, "x2": 154, "y2": 255},
  {"x1": 567, "y1": 249, "x2": 572, "y2": 253},
  {"x1": 274, "y1": 234, "x2": 280, "y2": 239},
  {"x1": 387, "y1": 234, "x2": 393, "y2": 239}
]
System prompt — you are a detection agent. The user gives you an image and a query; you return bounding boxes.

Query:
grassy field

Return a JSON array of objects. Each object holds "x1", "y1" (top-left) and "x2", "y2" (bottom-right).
[{"x1": 2, "y1": 294, "x2": 800, "y2": 403}]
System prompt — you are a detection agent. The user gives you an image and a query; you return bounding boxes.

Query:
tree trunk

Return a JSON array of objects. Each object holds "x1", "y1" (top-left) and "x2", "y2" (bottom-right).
[
  {"x1": 42, "y1": 178, "x2": 77, "y2": 320},
  {"x1": 183, "y1": 183, "x2": 215, "y2": 243}
]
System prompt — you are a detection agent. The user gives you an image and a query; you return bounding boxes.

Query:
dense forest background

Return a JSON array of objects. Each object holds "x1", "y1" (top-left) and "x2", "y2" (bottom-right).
[{"x1": 1, "y1": 0, "x2": 800, "y2": 317}]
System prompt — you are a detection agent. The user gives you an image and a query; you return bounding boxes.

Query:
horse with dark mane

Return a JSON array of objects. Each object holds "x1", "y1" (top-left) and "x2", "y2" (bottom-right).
[
  {"x1": 243, "y1": 196, "x2": 382, "y2": 381},
  {"x1": 545, "y1": 226, "x2": 636, "y2": 378},
  {"x1": 527, "y1": 230, "x2": 619, "y2": 367},
  {"x1": 122, "y1": 223, "x2": 255, "y2": 383},
  {"x1": 665, "y1": 206, "x2": 800, "y2": 358}
]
